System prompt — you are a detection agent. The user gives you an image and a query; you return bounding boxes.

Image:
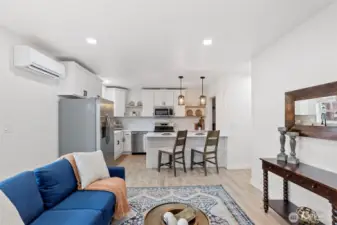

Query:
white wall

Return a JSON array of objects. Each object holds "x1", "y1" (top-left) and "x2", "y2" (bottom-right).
[
  {"x1": 0, "y1": 28, "x2": 59, "y2": 180},
  {"x1": 251, "y1": 3, "x2": 337, "y2": 223},
  {"x1": 206, "y1": 69, "x2": 252, "y2": 169}
]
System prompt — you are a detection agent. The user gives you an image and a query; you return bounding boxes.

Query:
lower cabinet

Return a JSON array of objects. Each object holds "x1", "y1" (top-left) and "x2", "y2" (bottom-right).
[
  {"x1": 114, "y1": 131, "x2": 124, "y2": 160},
  {"x1": 114, "y1": 131, "x2": 132, "y2": 160},
  {"x1": 123, "y1": 131, "x2": 132, "y2": 153}
]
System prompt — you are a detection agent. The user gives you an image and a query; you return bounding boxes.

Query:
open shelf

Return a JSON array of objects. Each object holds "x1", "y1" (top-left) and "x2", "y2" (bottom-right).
[
  {"x1": 125, "y1": 105, "x2": 143, "y2": 109},
  {"x1": 269, "y1": 200, "x2": 325, "y2": 225}
]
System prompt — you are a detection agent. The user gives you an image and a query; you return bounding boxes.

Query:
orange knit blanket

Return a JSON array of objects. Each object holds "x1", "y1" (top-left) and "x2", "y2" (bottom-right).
[{"x1": 62, "y1": 154, "x2": 130, "y2": 220}]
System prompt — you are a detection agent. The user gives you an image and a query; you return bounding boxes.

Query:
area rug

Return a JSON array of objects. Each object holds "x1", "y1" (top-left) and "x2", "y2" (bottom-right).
[{"x1": 112, "y1": 185, "x2": 254, "y2": 225}]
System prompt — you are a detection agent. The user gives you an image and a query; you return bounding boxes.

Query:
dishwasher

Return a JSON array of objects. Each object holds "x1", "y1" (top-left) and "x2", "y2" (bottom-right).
[{"x1": 131, "y1": 131, "x2": 148, "y2": 154}]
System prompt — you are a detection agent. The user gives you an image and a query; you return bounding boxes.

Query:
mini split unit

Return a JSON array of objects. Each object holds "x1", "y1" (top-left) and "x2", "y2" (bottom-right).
[{"x1": 13, "y1": 45, "x2": 66, "y2": 79}]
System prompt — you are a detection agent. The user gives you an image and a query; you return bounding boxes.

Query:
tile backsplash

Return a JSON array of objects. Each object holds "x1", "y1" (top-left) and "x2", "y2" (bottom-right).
[{"x1": 116, "y1": 117, "x2": 199, "y2": 131}]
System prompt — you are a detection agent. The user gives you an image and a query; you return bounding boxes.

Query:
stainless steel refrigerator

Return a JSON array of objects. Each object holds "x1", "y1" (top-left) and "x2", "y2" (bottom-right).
[{"x1": 59, "y1": 98, "x2": 115, "y2": 165}]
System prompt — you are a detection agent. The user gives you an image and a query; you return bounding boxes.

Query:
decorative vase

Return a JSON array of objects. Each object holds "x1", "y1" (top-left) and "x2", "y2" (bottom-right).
[
  {"x1": 296, "y1": 207, "x2": 319, "y2": 224},
  {"x1": 287, "y1": 132, "x2": 300, "y2": 165},
  {"x1": 277, "y1": 127, "x2": 288, "y2": 162}
]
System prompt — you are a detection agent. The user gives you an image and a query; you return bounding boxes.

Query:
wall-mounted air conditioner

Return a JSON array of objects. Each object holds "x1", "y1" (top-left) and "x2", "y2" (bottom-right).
[{"x1": 14, "y1": 45, "x2": 66, "y2": 79}]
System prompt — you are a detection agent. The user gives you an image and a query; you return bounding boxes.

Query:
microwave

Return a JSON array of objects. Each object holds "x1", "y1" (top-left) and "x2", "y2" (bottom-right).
[{"x1": 154, "y1": 107, "x2": 174, "y2": 117}]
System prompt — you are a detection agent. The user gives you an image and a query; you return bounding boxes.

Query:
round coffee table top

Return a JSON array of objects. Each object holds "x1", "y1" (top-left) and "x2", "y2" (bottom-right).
[{"x1": 144, "y1": 202, "x2": 209, "y2": 225}]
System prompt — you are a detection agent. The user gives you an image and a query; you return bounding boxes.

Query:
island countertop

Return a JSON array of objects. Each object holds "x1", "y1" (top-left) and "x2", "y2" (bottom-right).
[
  {"x1": 144, "y1": 131, "x2": 228, "y2": 169},
  {"x1": 145, "y1": 131, "x2": 228, "y2": 138}
]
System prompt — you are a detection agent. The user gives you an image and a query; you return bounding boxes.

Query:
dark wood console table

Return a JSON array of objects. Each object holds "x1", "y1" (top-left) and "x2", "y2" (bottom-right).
[{"x1": 261, "y1": 158, "x2": 337, "y2": 225}]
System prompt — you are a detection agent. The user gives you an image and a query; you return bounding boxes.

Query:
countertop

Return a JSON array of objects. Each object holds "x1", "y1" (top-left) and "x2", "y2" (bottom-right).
[{"x1": 145, "y1": 131, "x2": 227, "y2": 138}]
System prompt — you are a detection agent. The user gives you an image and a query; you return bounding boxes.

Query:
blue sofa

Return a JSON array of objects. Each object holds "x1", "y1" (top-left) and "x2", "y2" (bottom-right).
[{"x1": 0, "y1": 159, "x2": 125, "y2": 225}]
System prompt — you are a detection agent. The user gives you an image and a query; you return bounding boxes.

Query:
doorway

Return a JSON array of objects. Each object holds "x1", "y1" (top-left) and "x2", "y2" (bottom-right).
[{"x1": 211, "y1": 97, "x2": 216, "y2": 130}]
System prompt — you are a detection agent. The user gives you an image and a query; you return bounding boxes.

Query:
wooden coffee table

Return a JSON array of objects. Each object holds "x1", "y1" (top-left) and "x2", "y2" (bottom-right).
[{"x1": 144, "y1": 202, "x2": 209, "y2": 225}]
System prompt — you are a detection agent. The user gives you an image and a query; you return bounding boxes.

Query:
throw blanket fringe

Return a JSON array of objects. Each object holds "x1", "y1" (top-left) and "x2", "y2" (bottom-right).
[{"x1": 61, "y1": 154, "x2": 130, "y2": 220}]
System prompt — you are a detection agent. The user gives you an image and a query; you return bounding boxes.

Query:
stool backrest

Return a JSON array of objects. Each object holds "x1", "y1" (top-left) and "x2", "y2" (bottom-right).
[
  {"x1": 203, "y1": 130, "x2": 220, "y2": 153},
  {"x1": 174, "y1": 130, "x2": 188, "y2": 153}
]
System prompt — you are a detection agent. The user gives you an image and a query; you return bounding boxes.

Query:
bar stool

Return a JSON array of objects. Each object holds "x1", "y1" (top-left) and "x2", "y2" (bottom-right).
[
  {"x1": 191, "y1": 130, "x2": 220, "y2": 176},
  {"x1": 157, "y1": 130, "x2": 188, "y2": 177}
]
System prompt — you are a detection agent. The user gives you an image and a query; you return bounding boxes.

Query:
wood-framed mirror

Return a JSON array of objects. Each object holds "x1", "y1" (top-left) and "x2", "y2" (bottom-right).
[{"x1": 285, "y1": 81, "x2": 337, "y2": 140}]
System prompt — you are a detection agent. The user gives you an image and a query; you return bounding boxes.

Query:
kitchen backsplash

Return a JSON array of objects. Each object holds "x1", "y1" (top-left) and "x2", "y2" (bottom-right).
[{"x1": 117, "y1": 117, "x2": 199, "y2": 131}]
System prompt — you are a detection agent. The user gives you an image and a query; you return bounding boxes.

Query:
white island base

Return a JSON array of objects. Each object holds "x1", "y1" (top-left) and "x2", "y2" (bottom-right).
[{"x1": 144, "y1": 132, "x2": 228, "y2": 169}]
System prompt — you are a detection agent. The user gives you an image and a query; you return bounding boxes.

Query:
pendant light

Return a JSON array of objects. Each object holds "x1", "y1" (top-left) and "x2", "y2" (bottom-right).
[
  {"x1": 199, "y1": 76, "x2": 206, "y2": 106},
  {"x1": 178, "y1": 76, "x2": 185, "y2": 105}
]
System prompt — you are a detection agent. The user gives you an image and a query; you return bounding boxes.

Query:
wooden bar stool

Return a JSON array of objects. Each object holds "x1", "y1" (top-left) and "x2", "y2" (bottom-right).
[
  {"x1": 191, "y1": 130, "x2": 220, "y2": 176},
  {"x1": 157, "y1": 130, "x2": 188, "y2": 177}
]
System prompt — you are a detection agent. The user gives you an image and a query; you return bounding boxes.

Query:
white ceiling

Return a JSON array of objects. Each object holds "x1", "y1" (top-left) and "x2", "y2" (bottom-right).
[{"x1": 0, "y1": 0, "x2": 334, "y2": 88}]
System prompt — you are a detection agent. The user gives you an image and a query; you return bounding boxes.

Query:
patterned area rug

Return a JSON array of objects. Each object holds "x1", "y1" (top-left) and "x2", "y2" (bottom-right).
[{"x1": 113, "y1": 185, "x2": 254, "y2": 225}]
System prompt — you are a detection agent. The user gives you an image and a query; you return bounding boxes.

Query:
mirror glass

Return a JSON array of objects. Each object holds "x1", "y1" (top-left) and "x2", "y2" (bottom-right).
[{"x1": 295, "y1": 96, "x2": 337, "y2": 126}]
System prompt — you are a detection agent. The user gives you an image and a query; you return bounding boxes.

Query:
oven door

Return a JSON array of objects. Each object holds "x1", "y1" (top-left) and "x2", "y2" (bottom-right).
[{"x1": 154, "y1": 108, "x2": 169, "y2": 116}]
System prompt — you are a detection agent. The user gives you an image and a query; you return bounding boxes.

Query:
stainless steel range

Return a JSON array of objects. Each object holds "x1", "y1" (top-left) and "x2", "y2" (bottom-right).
[{"x1": 154, "y1": 122, "x2": 175, "y2": 132}]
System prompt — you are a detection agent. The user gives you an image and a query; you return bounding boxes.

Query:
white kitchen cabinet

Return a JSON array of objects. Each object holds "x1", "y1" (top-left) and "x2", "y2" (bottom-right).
[
  {"x1": 174, "y1": 90, "x2": 186, "y2": 117},
  {"x1": 295, "y1": 99, "x2": 317, "y2": 115},
  {"x1": 142, "y1": 90, "x2": 154, "y2": 116},
  {"x1": 114, "y1": 131, "x2": 124, "y2": 160},
  {"x1": 59, "y1": 61, "x2": 102, "y2": 97},
  {"x1": 154, "y1": 90, "x2": 174, "y2": 106},
  {"x1": 123, "y1": 131, "x2": 132, "y2": 153},
  {"x1": 104, "y1": 88, "x2": 127, "y2": 117}
]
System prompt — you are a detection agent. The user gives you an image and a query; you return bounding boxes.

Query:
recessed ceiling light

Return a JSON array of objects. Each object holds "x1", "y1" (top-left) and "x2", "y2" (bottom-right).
[
  {"x1": 86, "y1": 37, "x2": 97, "y2": 45},
  {"x1": 203, "y1": 39, "x2": 212, "y2": 46}
]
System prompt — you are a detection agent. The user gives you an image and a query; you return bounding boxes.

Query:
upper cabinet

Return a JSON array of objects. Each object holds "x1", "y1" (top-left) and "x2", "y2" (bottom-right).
[
  {"x1": 59, "y1": 61, "x2": 102, "y2": 97},
  {"x1": 142, "y1": 90, "x2": 154, "y2": 116},
  {"x1": 104, "y1": 88, "x2": 127, "y2": 117},
  {"x1": 154, "y1": 90, "x2": 174, "y2": 106}
]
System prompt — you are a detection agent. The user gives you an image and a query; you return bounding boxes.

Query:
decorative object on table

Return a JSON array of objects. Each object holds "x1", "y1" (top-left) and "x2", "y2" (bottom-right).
[
  {"x1": 115, "y1": 185, "x2": 254, "y2": 225},
  {"x1": 174, "y1": 206, "x2": 197, "y2": 222},
  {"x1": 277, "y1": 127, "x2": 288, "y2": 162},
  {"x1": 287, "y1": 131, "x2": 300, "y2": 165},
  {"x1": 177, "y1": 219, "x2": 189, "y2": 225},
  {"x1": 128, "y1": 101, "x2": 135, "y2": 106},
  {"x1": 195, "y1": 109, "x2": 202, "y2": 117},
  {"x1": 137, "y1": 101, "x2": 143, "y2": 106},
  {"x1": 178, "y1": 76, "x2": 185, "y2": 106},
  {"x1": 296, "y1": 206, "x2": 319, "y2": 224},
  {"x1": 162, "y1": 205, "x2": 197, "y2": 225},
  {"x1": 163, "y1": 211, "x2": 177, "y2": 225},
  {"x1": 186, "y1": 109, "x2": 193, "y2": 116},
  {"x1": 131, "y1": 111, "x2": 137, "y2": 116},
  {"x1": 199, "y1": 76, "x2": 206, "y2": 106}
]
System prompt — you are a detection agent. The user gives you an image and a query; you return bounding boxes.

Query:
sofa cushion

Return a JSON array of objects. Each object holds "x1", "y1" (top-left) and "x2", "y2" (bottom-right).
[
  {"x1": 29, "y1": 209, "x2": 103, "y2": 225},
  {"x1": 34, "y1": 159, "x2": 77, "y2": 209},
  {"x1": 0, "y1": 171, "x2": 44, "y2": 224},
  {"x1": 52, "y1": 191, "x2": 115, "y2": 223}
]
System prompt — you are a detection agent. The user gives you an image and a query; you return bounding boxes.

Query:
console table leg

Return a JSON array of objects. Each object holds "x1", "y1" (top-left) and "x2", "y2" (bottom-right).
[
  {"x1": 332, "y1": 203, "x2": 337, "y2": 225},
  {"x1": 283, "y1": 179, "x2": 288, "y2": 202},
  {"x1": 263, "y1": 170, "x2": 269, "y2": 213}
]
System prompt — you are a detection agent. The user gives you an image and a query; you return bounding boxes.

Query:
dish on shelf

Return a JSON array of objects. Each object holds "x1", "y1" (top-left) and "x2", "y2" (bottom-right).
[
  {"x1": 128, "y1": 101, "x2": 135, "y2": 106},
  {"x1": 137, "y1": 101, "x2": 143, "y2": 106},
  {"x1": 186, "y1": 109, "x2": 193, "y2": 116},
  {"x1": 195, "y1": 109, "x2": 202, "y2": 117}
]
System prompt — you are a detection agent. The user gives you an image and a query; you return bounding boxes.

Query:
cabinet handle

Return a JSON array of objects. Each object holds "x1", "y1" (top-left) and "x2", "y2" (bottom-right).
[{"x1": 117, "y1": 140, "x2": 120, "y2": 145}]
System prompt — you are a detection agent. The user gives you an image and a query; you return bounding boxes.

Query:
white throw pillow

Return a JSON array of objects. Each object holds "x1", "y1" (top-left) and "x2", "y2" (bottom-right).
[
  {"x1": 74, "y1": 150, "x2": 110, "y2": 189},
  {"x1": 0, "y1": 190, "x2": 24, "y2": 225}
]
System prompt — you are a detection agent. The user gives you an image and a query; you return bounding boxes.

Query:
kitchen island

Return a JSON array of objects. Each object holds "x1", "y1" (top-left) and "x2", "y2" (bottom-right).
[{"x1": 144, "y1": 131, "x2": 228, "y2": 169}]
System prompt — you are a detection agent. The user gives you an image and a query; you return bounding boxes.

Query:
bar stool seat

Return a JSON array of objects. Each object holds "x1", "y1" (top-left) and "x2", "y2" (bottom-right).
[{"x1": 157, "y1": 131, "x2": 187, "y2": 177}]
